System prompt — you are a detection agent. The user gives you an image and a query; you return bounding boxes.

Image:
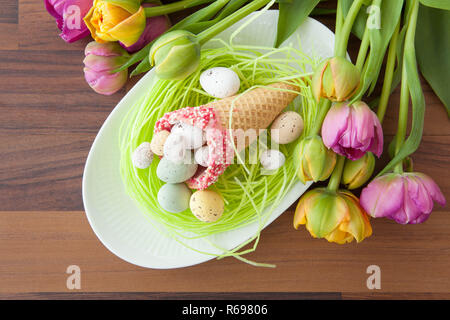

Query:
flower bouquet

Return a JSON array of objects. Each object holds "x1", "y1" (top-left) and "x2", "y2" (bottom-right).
[{"x1": 46, "y1": 0, "x2": 448, "y2": 265}]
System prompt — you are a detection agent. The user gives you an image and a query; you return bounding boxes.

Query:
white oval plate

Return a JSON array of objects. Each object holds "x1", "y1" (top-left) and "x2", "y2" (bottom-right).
[{"x1": 82, "y1": 10, "x2": 336, "y2": 269}]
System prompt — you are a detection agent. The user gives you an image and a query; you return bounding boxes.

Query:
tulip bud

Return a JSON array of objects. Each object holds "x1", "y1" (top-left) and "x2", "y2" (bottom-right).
[
  {"x1": 83, "y1": 41, "x2": 129, "y2": 95},
  {"x1": 149, "y1": 30, "x2": 201, "y2": 80},
  {"x1": 294, "y1": 135, "x2": 336, "y2": 184},
  {"x1": 342, "y1": 152, "x2": 375, "y2": 189},
  {"x1": 311, "y1": 57, "x2": 360, "y2": 102},
  {"x1": 294, "y1": 188, "x2": 372, "y2": 244}
]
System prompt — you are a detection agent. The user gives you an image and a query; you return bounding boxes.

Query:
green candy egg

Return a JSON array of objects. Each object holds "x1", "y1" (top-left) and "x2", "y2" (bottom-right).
[
  {"x1": 156, "y1": 155, "x2": 198, "y2": 184},
  {"x1": 157, "y1": 183, "x2": 192, "y2": 213}
]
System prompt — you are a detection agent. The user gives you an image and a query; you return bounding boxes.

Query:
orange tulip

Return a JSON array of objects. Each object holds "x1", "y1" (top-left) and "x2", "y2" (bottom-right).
[
  {"x1": 84, "y1": 0, "x2": 146, "y2": 47},
  {"x1": 294, "y1": 188, "x2": 372, "y2": 244}
]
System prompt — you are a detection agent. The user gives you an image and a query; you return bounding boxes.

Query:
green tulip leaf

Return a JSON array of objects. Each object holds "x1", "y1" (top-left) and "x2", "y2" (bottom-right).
[
  {"x1": 352, "y1": 0, "x2": 404, "y2": 101},
  {"x1": 416, "y1": 4, "x2": 450, "y2": 116},
  {"x1": 275, "y1": 0, "x2": 321, "y2": 48},
  {"x1": 419, "y1": 0, "x2": 450, "y2": 10}
]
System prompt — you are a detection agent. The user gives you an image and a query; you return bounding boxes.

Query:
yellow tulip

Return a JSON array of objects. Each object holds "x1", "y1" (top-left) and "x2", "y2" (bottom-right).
[
  {"x1": 294, "y1": 188, "x2": 372, "y2": 244},
  {"x1": 84, "y1": 0, "x2": 146, "y2": 47}
]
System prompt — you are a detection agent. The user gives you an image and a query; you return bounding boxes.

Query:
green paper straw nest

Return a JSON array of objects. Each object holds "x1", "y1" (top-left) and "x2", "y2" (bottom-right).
[{"x1": 119, "y1": 39, "x2": 319, "y2": 266}]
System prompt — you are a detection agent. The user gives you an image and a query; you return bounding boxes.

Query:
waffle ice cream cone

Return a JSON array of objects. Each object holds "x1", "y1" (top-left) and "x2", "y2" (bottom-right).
[
  {"x1": 207, "y1": 82, "x2": 299, "y2": 133},
  {"x1": 154, "y1": 82, "x2": 299, "y2": 190}
]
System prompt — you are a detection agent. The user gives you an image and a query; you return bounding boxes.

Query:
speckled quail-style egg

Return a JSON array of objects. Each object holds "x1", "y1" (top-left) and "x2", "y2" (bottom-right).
[
  {"x1": 260, "y1": 149, "x2": 286, "y2": 171},
  {"x1": 132, "y1": 142, "x2": 154, "y2": 169},
  {"x1": 190, "y1": 190, "x2": 224, "y2": 223},
  {"x1": 150, "y1": 130, "x2": 170, "y2": 156},
  {"x1": 270, "y1": 111, "x2": 304, "y2": 144},
  {"x1": 157, "y1": 183, "x2": 192, "y2": 213},
  {"x1": 156, "y1": 153, "x2": 198, "y2": 183},
  {"x1": 171, "y1": 121, "x2": 206, "y2": 149},
  {"x1": 200, "y1": 67, "x2": 240, "y2": 98}
]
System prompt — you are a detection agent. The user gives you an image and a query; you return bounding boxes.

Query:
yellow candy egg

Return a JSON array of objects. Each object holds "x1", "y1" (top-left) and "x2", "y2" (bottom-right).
[
  {"x1": 150, "y1": 130, "x2": 170, "y2": 156},
  {"x1": 190, "y1": 190, "x2": 224, "y2": 222},
  {"x1": 270, "y1": 111, "x2": 304, "y2": 144}
]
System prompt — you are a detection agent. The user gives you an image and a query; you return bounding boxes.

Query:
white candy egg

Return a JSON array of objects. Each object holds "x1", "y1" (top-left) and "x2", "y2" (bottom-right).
[
  {"x1": 171, "y1": 122, "x2": 205, "y2": 149},
  {"x1": 200, "y1": 67, "x2": 240, "y2": 98},
  {"x1": 194, "y1": 146, "x2": 210, "y2": 167},
  {"x1": 260, "y1": 149, "x2": 286, "y2": 171},
  {"x1": 132, "y1": 142, "x2": 154, "y2": 169},
  {"x1": 163, "y1": 132, "x2": 187, "y2": 164}
]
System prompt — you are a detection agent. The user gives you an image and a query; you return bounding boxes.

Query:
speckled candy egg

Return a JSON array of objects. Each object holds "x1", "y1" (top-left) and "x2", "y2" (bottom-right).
[
  {"x1": 200, "y1": 67, "x2": 240, "y2": 98},
  {"x1": 156, "y1": 153, "x2": 198, "y2": 183},
  {"x1": 157, "y1": 183, "x2": 192, "y2": 213},
  {"x1": 260, "y1": 149, "x2": 286, "y2": 171},
  {"x1": 132, "y1": 142, "x2": 154, "y2": 169},
  {"x1": 150, "y1": 130, "x2": 170, "y2": 156},
  {"x1": 190, "y1": 190, "x2": 224, "y2": 222},
  {"x1": 270, "y1": 111, "x2": 304, "y2": 144},
  {"x1": 194, "y1": 145, "x2": 210, "y2": 167}
]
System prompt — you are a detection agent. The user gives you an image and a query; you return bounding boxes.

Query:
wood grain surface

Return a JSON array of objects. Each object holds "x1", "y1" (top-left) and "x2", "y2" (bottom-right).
[{"x1": 0, "y1": 1, "x2": 449, "y2": 299}]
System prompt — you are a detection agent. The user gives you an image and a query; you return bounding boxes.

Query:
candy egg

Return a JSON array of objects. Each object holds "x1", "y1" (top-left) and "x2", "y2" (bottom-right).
[
  {"x1": 200, "y1": 67, "x2": 240, "y2": 98},
  {"x1": 163, "y1": 132, "x2": 187, "y2": 164},
  {"x1": 194, "y1": 146, "x2": 210, "y2": 167},
  {"x1": 171, "y1": 122, "x2": 205, "y2": 149},
  {"x1": 132, "y1": 142, "x2": 153, "y2": 169},
  {"x1": 190, "y1": 190, "x2": 224, "y2": 222},
  {"x1": 157, "y1": 183, "x2": 192, "y2": 213},
  {"x1": 270, "y1": 111, "x2": 304, "y2": 144},
  {"x1": 156, "y1": 153, "x2": 198, "y2": 183},
  {"x1": 150, "y1": 130, "x2": 170, "y2": 156},
  {"x1": 260, "y1": 149, "x2": 285, "y2": 171}
]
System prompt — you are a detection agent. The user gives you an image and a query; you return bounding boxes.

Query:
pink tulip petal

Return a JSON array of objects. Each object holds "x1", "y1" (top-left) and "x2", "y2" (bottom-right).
[
  {"x1": 60, "y1": 0, "x2": 91, "y2": 43},
  {"x1": 84, "y1": 68, "x2": 127, "y2": 95},
  {"x1": 360, "y1": 174, "x2": 404, "y2": 218},
  {"x1": 415, "y1": 173, "x2": 446, "y2": 206},
  {"x1": 322, "y1": 103, "x2": 350, "y2": 149}
]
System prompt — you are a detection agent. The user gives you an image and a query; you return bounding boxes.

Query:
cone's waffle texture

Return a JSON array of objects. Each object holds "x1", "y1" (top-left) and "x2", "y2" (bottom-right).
[{"x1": 206, "y1": 82, "x2": 299, "y2": 133}]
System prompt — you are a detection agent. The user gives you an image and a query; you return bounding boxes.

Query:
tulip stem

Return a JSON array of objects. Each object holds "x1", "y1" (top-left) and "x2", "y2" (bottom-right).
[
  {"x1": 328, "y1": 156, "x2": 346, "y2": 191},
  {"x1": 144, "y1": 0, "x2": 215, "y2": 17},
  {"x1": 311, "y1": 98, "x2": 332, "y2": 136},
  {"x1": 355, "y1": 27, "x2": 369, "y2": 72},
  {"x1": 196, "y1": 0, "x2": 273, "y2": 45},
  {"x1": 377, "y1": 21, "x2": 400, "y2": 124},
  {"x1": 335, "y1": 0, "x2": 365, "y2": 58}
]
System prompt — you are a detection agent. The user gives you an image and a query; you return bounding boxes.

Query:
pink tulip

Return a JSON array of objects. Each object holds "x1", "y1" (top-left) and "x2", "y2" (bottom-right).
[
  {"x1": 44, "y1": 0, "x2": 91, "y2": 43},
  {"x1": 83, "y1": 41, "x2": 129, "y2": 95},
  {"x1": 322, "y1": 101, "x2": 383, "y2": 160},
  {"x1": 360, "y1": 172, "x2": 446, "y2": 224},
  {"x1": 119, "y1": 3, "x2": 171, "y2": 53}
]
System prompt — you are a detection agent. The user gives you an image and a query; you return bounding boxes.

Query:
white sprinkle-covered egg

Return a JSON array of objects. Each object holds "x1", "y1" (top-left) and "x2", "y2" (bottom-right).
[
  {"x1": 132, "y1": 142, "x2": 154, "y2": 169},
  {"x1": 190, "y1": 190, "x2": 224, "y2": 223},
  {"x1": 260, "y1": 149, "x2": 286, "y2": 171},
  {"x1": 200, "y1": 67, "x2": 240, "y2": 98},
  {"x1": 270, "y1": 111, "x2": 304, "y2": 144},
  {"x1": 157, "y1": 183, "x2": 192, "y2": 213}
]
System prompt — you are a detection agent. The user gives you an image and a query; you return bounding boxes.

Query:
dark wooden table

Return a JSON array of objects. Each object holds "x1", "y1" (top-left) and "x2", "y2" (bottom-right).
[{"x1": 0, "y1": 1, "x2": 449, "y2": 300}]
